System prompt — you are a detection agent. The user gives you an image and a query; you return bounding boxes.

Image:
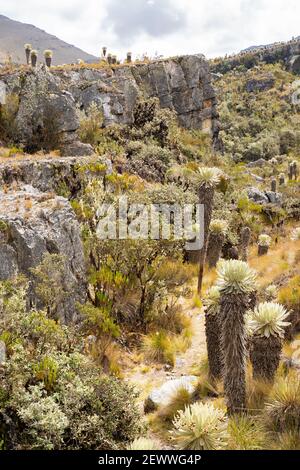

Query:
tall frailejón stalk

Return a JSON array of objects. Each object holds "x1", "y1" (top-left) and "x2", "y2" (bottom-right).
[
  {"x1": 216, "y1": 259, "x2": 257, "y2": 415},
  {"x1": 203, "y1": 286, "x2": 222, "y2": 381}
]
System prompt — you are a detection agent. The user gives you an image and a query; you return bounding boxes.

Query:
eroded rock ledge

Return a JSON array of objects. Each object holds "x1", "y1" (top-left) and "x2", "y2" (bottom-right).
[{"x1": 0, "y1": 155, "x2": 110, "y2": 195}]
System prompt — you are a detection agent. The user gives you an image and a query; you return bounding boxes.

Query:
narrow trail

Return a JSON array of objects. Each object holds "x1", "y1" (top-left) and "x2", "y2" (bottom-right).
[{"x1": 124, "y1": 298, "x2": 207, "y2": 404}]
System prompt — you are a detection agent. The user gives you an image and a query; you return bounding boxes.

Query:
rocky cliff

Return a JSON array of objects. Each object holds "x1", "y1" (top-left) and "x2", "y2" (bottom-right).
[
  {"x1": 0, "y1": 185, "x2": 86, "y2": 323},
  {"x1": 0, "y1": 54, "x2": 219, "y2": 153}
]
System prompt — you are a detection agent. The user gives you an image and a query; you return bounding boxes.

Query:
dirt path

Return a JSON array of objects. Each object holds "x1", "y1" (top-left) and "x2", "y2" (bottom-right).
[{"x1": 124, "y1": 296, "x2": 207, "y2": 403}]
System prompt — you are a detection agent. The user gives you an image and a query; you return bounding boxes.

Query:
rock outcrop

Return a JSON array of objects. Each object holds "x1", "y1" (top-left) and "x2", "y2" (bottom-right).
[
  {"x1": 0, "y1": 155, "x2": 109, "y2": 195},
  {"x1": 0, "y1": 185, "x2": 86, "y2": 322},
  {"x1": 144, "y1": 376, "x2": 198, "y2": 413},
  {"x1": 245, "y1": 73, "x2": 275, "y2": 93},
  {"x1": 0, "y1": 54, "x2": 219, "y2": 152},
  {"x1": 0, "y1": 66, "x2": 94, "y2": 156},
  {"x1": 247, "y1": 186, "x2": 282, "y2": 205},
  {"x1": 57, "y1": 55, "x2": 219, "y2": 138}
]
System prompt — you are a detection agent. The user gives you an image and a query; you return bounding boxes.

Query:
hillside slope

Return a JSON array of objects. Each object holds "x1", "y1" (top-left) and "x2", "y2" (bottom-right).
[
  {"x1": 215, "y1": 63, "x2": 300, "y2": 162},
  {"x1": 0, "y1": 14, "x2": 98, "y2": 65}
]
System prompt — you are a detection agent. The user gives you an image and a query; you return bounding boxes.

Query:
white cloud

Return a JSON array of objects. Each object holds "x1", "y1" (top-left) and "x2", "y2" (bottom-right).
[{"x1": 0, "y1": 0, "x2": 299, "y2": 60}]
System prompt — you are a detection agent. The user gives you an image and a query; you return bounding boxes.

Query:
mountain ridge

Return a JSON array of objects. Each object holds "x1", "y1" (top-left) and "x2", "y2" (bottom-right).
[{"x1": 0, "y1": 14, "x2": 98, "y2": 65}]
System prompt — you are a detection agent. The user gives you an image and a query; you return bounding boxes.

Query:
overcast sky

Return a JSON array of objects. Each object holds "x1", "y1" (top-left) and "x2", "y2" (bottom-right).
[{"x1": 0, "y1": 0, "x2": 299, "y2": 60}]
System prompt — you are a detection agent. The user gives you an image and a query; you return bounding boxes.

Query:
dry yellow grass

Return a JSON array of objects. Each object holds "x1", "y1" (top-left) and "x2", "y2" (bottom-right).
[{"x1": 248, "y1": 238, "x2": 300, "y2": 287}]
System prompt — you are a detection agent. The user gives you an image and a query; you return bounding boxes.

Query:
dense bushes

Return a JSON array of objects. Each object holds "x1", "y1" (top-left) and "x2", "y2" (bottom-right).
[
  {"x1": 124, "y1": 141, "x2": 173, "y2": 182},
  {"x1": 26, "y1": 102, "x2": 62, "y2": 153},
  {"x1": 217, "y1": 64, "x2": 300, "y2": 162},
  {"x1": 0, "y1": 279, "x2": 142, "y2": 450}
]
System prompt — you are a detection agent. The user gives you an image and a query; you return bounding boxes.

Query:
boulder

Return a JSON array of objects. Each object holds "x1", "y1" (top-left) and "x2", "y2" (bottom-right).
[
  {"x1": 282, "y1": 357, "x2": 300, "y2": 372},
  {"x1": 246, "y1": 158, "x2": 268, "y2": 168},
  {"x1": 247, "y1": 187, "x2": 269, "y2": 204},
  {"x1": 249, "y1": 172, "x2": 264, "y2": 183},
  {"x1": 248, "y1": 187, "x2": 282, "y2": 205},
  {"x1": 61, "y1": 141, "x2": 94, "y2": 157},
  {"x1": 290, "y1": 55, "x2": 300, "y2": 74},
  {"x1": 265, "y1": 191, "x2": 282, "y2": 204},
  {"x1": 144, "y1": 376, "x2": 198, "y2": 413},
  {"x1": 0, "y1": 185, "x2": 86, "y2": 323},
  {"x1": 245, "y1": 73, "x2": 275, "y2": 92}
]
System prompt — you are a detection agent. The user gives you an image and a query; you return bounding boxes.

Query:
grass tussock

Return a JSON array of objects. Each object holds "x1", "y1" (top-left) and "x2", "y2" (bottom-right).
[
  {"x1": 141, "y1": 331, "x2": 175, "y2": 366},
  {"x1": 246, "y1": 372, "x2": 273, "y2": 412},
  {"x1": 264, "y1": 373, "x2": 300, "y2": 433},
  {"x1": 273, "y1": 431, "x2": 300, "y2": 450},
  {"x1": 228, "y1": 415, "x2": 268, "y2": 450},
  {"x1": 157, "y1": 387, "x2": 193, "y2": 423}
]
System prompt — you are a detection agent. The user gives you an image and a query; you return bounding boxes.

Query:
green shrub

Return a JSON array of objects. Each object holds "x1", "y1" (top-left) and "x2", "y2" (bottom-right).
[
  {"x1": 79, "y1": 102, "x2": 104, "y2": 146},
  {"x1": 0, "y1": 279, "x2": 142, "y2": 450},
  {"x1": 125, "y1": 141, "x2": 173, "y2": 182}
]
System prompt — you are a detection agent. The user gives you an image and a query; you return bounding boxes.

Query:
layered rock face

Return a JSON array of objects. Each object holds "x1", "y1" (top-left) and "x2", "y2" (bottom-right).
[
  {"x1": 0, "y1": 185, "x2": 86, "y2": 322},
  {"x1": 0, "y1": 54, "x2": 219, "y2": 152},
  {"x1": 0, "y1": 155, "x2": 110, "y2": 194},
  {"x1": 0, "y1": 66, "x2": 94, "y2": 156},
  {"x1": 289, "y1": 41, "x2": 300, "y2": 74},
  {"x1": 57, "y1": 55, "x2": 219, "y2": 140}
]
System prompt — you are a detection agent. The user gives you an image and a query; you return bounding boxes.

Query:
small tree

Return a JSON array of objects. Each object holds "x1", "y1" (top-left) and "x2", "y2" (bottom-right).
[
  {"x1": 203, "y1": 286, "x2": 222, "y2": 381},
  {"x1": 249, "y1": 302, "x2": 290, "y2": 381},
  {"x1": 217, "y1": 260, "x2": 257, "y2": 415},
  {"x1": 30, "y1": 253, "x2": 68, "y2": 319},
  {"x1": 24, "y1": 43, "x2": 32, "y2": 65}
]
